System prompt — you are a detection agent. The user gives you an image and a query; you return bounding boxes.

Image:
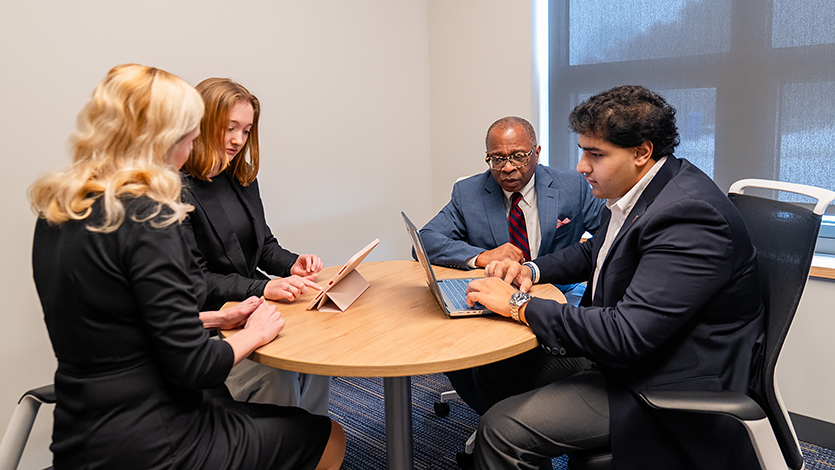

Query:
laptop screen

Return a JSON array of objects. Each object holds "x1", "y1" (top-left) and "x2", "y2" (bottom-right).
[{"x1": 401, "y1": 212, "x2": 445, "y2": 306}]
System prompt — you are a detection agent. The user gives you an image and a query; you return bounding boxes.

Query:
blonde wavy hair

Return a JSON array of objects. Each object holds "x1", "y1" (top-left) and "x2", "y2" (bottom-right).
[
  {"x1": 29, "y1": 64, "x2": 205, "y2": 232},
  {"x1": 182, "y1": 77, "x2": 260, "y2": 186}
]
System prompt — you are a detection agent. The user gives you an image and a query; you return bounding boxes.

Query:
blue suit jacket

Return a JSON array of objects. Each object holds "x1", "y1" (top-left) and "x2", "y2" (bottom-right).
[
  {"x1": 419, "y1": 165, "x2": 604, "y2": 269},
  {"x1": 526, "y1": 157, "x2": 765, "y2": 469}
]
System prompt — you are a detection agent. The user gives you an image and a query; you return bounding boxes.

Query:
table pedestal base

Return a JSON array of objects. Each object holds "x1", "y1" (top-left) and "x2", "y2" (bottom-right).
[{"x1": 384, "y1": 376, "x2": 414, "y2": 470}]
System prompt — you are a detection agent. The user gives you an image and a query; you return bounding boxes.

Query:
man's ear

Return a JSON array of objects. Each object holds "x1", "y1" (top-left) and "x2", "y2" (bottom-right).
[
  {"x1": 635, "y1": 141, "x2": 654, "y2": 167},
  {"x1": 534, "y1": 145, "x2": 541, "y2": 165}
]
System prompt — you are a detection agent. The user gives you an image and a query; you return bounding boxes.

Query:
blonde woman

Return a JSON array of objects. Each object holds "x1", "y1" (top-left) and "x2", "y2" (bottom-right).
[
  {"x1": 181, "y1": 78, "x2": 330, "y2": 414},
  {"x1": 30, "y1": 64, "x2": 344, "y2": 470}
]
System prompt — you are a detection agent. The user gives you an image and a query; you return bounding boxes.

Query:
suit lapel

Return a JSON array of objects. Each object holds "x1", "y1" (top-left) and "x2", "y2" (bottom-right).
[
  {"x1": 188, "y1": 175, "x2": 250, "y2": 275},
  {"x1": 585, "y1": 209, "x2": 611, "y2": 307},
  {"x1": 483, "y1": 175, "x2": 510, "y2": 246},
  {"x1": 228, "y1": 177, "x2": 264, "y2": 271},
  {"x1": 589, "y1": 157, "x2": 681, "y2": 305},
  {"x1": 534, "y1": 166, "x2": 559, "y2": 256},
  {"x1": 609, "y1": 157, "x2": 680, "y2": 250}
]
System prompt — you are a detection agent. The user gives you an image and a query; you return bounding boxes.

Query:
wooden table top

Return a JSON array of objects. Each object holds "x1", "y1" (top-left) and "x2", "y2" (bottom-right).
[{"x1": 220, "y1": 260, "x2": 565, "y2": 377}]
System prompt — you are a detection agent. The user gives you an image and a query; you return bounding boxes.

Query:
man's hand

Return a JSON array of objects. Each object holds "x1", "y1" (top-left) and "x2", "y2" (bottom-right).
[
  {"x1": 290, "y1": 254, "x2": 323, "y2": 278},
  {"x1": 465, "y1": 277, "x2": 517, "y2": 318},
  {"x1": 474, "y1": 243, "x2": 526, "y2": 267},
  {"x1": 485, "y1": 260, "x2": 533, "y2": 292},
  {"x1": 264, "y1": 275, "x2": 322, "y2": 302}
]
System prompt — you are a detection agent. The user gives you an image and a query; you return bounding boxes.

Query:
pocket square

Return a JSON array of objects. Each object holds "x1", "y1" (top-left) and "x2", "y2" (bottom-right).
[{"x1": 556, "y1": 217, "x2": 571, "y2": 229}]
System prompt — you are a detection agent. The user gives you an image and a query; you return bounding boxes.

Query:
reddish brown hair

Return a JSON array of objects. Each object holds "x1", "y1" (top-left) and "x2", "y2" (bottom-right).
[{"x1": 182, "y1": 77, "x2": 261, "y2": 185}]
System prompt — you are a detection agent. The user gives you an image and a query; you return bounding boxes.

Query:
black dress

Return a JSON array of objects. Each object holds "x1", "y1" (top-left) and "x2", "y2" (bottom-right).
[{"x1": 32, "y1": 197, "x2": 330, "y2": 469}]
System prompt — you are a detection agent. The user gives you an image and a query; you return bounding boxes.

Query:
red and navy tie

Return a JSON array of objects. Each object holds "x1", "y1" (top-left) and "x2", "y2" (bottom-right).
[{"x1": 509, "y1": 192, "x2": 531, "y2": 261}]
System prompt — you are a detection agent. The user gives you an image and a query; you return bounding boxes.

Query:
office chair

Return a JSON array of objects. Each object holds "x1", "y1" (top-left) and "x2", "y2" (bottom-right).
[
  {"x1": 435, "y1": 390, "x2": 477, "y2": 468},
  {"x1": 0, "y1": 385, "x2": 55, "y2": 470},
  {"x1": 568, "y1": 179, "x2": 835, "y2": 470}
]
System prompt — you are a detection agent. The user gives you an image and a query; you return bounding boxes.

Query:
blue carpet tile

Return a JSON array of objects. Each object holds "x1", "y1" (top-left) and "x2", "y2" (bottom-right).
[{"x1": 329, "y1": 373, "x2": 835, "y2": 470}]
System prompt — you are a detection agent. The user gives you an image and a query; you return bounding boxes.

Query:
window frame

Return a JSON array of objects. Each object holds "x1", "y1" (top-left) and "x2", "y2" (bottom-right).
[{"x1": 543, "y1": 0, "x2": 835, "y2": 256}]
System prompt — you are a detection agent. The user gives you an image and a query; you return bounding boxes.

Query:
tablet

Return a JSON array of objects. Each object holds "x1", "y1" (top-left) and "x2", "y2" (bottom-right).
[{"x1": 306, "y1": 238, "x2": 380, "y2": 311}]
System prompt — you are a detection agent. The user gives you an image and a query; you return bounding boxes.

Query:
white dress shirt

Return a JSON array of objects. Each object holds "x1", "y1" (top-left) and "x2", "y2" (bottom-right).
[
  {"x1": 467, "y1": 175, "x2": 541, "y2": 268},
  {"x1": 591, "y1": 157, "x2": 667, "y2": 297}
]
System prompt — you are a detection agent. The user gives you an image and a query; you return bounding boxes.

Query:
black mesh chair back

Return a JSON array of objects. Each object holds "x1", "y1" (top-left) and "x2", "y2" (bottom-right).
[{"x1": 727, "y1": 192, "x2": 820, "y2": 470}]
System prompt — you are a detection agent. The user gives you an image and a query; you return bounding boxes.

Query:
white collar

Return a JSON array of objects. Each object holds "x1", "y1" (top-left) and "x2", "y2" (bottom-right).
[{"x1": 606, "y1": 156, "x2": 667, "y2": 216}]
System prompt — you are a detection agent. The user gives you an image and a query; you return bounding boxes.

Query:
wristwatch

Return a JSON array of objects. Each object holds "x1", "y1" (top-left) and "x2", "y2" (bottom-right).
[{"x1": 509, "y1": 291, "x2": 531, "y2": 323}]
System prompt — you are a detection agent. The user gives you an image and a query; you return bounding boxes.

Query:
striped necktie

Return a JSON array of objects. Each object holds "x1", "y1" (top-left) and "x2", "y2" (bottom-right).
[{"x1": 509, "y1": 192, "x2": 531, "y2": 261}]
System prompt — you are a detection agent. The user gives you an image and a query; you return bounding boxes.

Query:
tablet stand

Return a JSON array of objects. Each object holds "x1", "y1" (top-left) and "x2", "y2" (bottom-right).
[
  {"x1": 306, "y1": 238, "x2": 379, "y2": 312},
  {"x1": 311, "y1": 269, "x2": 370, "y2": 312}
]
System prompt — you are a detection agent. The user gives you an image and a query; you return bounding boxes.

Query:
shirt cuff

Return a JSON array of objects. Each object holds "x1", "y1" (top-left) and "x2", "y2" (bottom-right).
[
  {"x1": 466, "y1": 255, "x2": 479, "y2": 269},
  {"x1": 523, "y1": 261, "x2": 540, "y2": 283}
]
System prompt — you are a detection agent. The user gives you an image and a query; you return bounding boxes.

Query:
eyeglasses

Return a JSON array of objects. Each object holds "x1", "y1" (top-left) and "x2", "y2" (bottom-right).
[{"x1": 485, "y1": 147, "x2": 536, "y2": 170}]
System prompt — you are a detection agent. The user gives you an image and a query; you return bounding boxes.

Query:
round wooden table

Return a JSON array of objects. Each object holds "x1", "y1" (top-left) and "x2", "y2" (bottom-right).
[{"x1": 221, "y1": 260, "x2": 565, "y2": 469}]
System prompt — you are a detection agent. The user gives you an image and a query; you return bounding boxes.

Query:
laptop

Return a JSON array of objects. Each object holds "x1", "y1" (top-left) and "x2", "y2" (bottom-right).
[{"x1": 401, "y1": 212, "x2": 492, "y2": 317}]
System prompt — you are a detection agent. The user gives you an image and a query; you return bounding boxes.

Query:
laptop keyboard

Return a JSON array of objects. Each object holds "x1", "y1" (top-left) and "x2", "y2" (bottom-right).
[{"x1": 440, "y1": 278, "x2": 483, "y2": 310}]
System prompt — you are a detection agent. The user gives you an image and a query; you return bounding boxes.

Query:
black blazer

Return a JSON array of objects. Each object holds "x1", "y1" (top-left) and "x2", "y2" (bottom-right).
[
  {"x1": 526, "y1": 158, "x2": 765, "y2": 469},
  {"x1": 32, "y1": 198, "x2": 240, "y2": 468},
  {"x1": 182, "y1": 173, "x2": 299, "y2": 310}
]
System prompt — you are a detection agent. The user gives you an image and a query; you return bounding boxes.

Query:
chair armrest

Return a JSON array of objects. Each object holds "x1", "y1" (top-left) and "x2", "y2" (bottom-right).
[
  {"x1": 639, "y1": 389, "x2": 765, "y2": 421},
  {"x1": 0, "y1": 385, "x2": 56, "y2": 470},
  {"x1": 18, "y1": 385, "x2": 55, "y2": 405}
]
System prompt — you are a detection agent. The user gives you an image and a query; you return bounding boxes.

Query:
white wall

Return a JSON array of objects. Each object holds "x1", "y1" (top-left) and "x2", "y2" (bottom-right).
[
  {"x1": 0, "y1": 0, "x2": 534, "y2": 467},
  {"x1": 778, "y1": 276, "x2": 835, "y2": 424},
  {"x1": 426, "y1": 0, "x2": 532, "y2": 215}
]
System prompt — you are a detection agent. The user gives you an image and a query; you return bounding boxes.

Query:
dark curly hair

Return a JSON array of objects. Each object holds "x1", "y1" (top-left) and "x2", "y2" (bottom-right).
[{"x1": 568, "y1": 85, "x2": 680, "y2": 160}]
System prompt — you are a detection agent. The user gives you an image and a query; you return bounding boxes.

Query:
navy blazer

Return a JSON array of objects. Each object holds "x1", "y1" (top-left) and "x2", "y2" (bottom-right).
[
  {"x1": 526, "y1": 158, "x2": 765, "y2": 469},
  {"x1": 419, "y1": 165, "x2": 604, "y2": 269},
  {"x1": 182, "y1": 173, "x2": 299, "y2": 310}
]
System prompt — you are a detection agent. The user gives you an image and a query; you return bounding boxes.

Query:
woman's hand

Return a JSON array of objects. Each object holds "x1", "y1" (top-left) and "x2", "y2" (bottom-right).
[
  {"x1": 465, "y1": 277, "x2": 518, "y2": 318},
  {"x1": 264, "y1": 275, "x2": 322, "y2": 302},
  {"x1": 225, "y1": 298, "x2": 285, "y2": 365},
  {"x1": 290, "y1": 254, "x2": 323, "y2": 278},
  {"x1": 199, "y1": 296, "x2": 264, "y2": 330},
  {"x1": 243, "y1": 299, "x2": 285, "y2": 345}
]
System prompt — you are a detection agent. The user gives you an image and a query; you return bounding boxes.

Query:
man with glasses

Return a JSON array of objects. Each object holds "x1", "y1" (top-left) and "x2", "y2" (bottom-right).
[
  {"x1": 419, "y1": 116, "x2": 605, "y2": 416},
  {"x1": 420, "y1": 116, "x2": 604, "y2": 305}
]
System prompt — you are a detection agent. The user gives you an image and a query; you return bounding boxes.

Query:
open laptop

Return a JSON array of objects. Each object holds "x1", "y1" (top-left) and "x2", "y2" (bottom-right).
[{"x1": 402, "y1": 212, "x2": 492, "y2": 317}]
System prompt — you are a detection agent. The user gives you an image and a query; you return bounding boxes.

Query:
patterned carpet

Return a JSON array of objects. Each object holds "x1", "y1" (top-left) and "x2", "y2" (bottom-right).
[{"x1": 329, "y1": 373, "x2": 835, "y2": 470}]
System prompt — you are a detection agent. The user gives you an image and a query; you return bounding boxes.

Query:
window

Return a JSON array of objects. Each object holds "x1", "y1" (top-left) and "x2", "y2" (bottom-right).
[{"x1": 545, "y1": 0, "x2": 835, "y2": 254}]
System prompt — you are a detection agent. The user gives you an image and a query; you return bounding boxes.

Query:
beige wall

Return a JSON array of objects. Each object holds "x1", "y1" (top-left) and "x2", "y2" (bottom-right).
[{"x1": 426, "y1": 0, "x2": 532, "y2": 217}]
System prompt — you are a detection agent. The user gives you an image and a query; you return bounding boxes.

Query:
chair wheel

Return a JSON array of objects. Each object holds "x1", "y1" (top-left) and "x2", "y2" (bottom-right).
[
  {"x1": 433, "y1": 401, "x2": 451, "y2": 417},
  {"x1": 456, "y1": 451, "x2": 474, "y2": 469}
]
